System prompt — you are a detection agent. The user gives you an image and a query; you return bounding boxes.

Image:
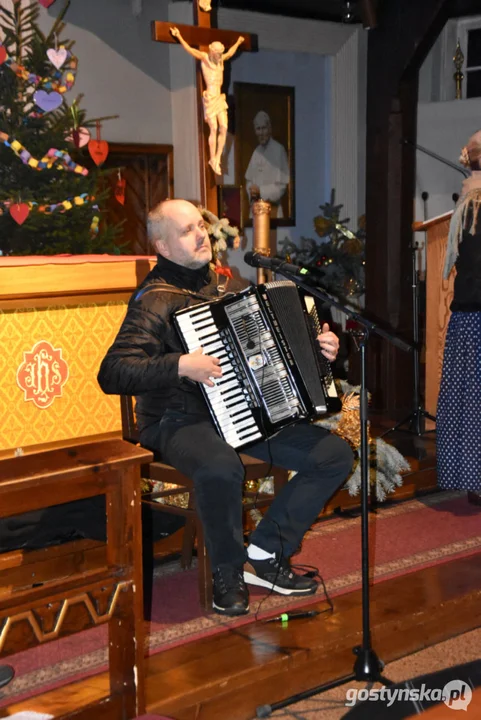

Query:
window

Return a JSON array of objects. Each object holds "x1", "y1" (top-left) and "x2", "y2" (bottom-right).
[{"x1": 458, "y1": 17, "x2": 481, "y2": 99}]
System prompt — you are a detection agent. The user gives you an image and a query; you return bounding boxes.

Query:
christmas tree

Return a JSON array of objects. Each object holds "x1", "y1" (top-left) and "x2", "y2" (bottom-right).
[
  {"x1": 0, "y1": 1, "x2": 120, "y2": 255},
  {"x1": 278, "y1": 190, "x2": 365, "y2": 305}
]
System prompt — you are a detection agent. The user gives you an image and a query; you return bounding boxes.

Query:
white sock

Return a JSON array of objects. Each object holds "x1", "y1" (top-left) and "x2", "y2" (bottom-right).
[{"x1": 247, "y1": 544, "x2": 276, "y2": 561}]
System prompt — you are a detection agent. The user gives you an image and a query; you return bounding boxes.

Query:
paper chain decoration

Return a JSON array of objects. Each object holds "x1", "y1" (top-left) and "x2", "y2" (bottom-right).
[
  {"x1": 0, "y1": 131, "x2": 89, "y2": 175},
  {"x1": 0, "y1": 43, "x2": 77, "y2": 95},
  {"x1": 1, "y1": 192, "x2": 95, "y2": 214},
  {"x1": 1, "y1": 194, "x2": 100, "y2": 234}
]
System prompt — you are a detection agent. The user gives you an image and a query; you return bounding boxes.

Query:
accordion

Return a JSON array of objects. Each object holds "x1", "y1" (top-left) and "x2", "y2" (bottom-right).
[{"x1": 174, "y1": 280, "x2": 341, "y2": 450}]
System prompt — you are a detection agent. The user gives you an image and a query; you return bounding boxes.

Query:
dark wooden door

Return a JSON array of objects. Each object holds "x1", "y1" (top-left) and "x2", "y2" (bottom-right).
[{"x1": 103, "y1": 143, "x2": 174, "y2": 255}]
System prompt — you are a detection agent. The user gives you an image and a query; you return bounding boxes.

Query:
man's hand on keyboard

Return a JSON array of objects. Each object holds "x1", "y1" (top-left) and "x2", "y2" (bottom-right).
[{"x1": 178, "y1": 347, "x2": 223, "y2": 387}]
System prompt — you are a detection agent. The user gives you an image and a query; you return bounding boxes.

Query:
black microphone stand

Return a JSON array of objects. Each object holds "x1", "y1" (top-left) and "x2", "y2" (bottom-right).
[
  {"x1": 255, "y1": 267, "x2": 412, "y2": 719},
  {"x1": 403, "y1": 140, "x2": 469, "y2": 178},
  {"x1": 381, "y1": 142, "x2": 466, "y2": 440},
  {"x1": 380, "y1": 228, "x2": 436, "y2": 438}
]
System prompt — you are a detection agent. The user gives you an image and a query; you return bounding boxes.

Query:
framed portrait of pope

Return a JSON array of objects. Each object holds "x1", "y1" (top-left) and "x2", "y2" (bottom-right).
[{"x1": 234, "y1": 82, "x2": 295, "y2": 228}]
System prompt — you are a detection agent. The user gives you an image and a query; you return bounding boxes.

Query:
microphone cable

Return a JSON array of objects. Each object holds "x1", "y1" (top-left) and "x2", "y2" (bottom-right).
[{"x1": 241, "y1": 290, "x2": 333, "y2": 622}]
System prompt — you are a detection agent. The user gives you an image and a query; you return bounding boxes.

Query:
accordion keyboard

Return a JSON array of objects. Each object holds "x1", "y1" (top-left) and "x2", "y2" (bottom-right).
[
  {"x1": 175, "y1": 291, "x2": 305, "y2": 449},
  {"x1": 175, "y1": 303, "x2": 263, "y2": 448}
]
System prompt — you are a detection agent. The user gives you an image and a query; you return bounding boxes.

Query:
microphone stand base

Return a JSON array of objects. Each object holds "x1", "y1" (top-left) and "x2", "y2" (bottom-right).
[
  {"x1": 380, "y1": 407, "x2": 436, "y2": 439},
  {"x1": 255, "y1": 647, "x2": 393, "y2": 718}
]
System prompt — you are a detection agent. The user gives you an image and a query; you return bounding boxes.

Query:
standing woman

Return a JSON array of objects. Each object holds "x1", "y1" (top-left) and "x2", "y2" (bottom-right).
[{"x1": 437, "y1": 130, "x2": 481, "y2": 505}]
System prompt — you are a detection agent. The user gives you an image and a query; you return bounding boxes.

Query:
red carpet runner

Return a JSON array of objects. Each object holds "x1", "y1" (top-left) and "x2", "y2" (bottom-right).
[{"x1": 2, "y1": 491, "x2": 480, "y2": 707}]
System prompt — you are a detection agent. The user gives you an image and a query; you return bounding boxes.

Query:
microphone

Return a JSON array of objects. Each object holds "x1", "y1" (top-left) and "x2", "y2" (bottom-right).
[{"x1": 244, "y1": 251, "x2": 315, "y2": 277}]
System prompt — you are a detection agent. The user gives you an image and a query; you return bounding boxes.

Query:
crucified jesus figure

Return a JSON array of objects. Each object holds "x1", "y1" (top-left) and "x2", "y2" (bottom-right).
[{"x1": 170, "y1": 26, "x2": 244, "y2": 175}]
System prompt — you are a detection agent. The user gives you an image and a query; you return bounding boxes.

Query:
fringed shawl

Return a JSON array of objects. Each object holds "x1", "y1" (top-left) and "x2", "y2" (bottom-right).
[{"x1": 444, "y1": 188, "x2": 481, "y2": 279}]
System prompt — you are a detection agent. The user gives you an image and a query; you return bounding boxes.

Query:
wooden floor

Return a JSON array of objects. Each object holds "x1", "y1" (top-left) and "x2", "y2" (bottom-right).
[
  {"x1": 5, "y1": 427, "x2": 474, "y2": 720},
  {"x1": 145, "y1": 555, "x2": 481, "y2": 719},
  {"x1": 3, "y1": 553, "x2": 481, "y2": 720}
]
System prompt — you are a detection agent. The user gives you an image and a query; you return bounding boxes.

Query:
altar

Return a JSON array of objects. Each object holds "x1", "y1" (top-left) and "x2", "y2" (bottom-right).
[{"x1": 0, "y1": 255, "x2": 155, "y2": 458}]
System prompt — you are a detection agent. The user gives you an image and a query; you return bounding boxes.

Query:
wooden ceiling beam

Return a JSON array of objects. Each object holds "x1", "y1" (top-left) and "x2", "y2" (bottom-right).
[
  {"x1": 447, "y1": 0, "x2": 481, "y2": 18},
  {"x1": 359, "y1": 0, "x2": 378, "y2": 29},
  {"x1": 364, "y1": 0, "x2": 449, "y2": 414}
]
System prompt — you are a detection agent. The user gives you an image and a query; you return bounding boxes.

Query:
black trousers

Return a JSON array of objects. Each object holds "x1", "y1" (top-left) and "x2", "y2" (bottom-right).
[{"x1": 141, "y1": 411, "x2": 354, "y2": 570}]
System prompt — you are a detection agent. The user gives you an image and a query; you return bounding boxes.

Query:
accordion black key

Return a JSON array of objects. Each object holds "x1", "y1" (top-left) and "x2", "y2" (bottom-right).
[{"x1": 174, "y1": 280, "x2": 341, "y2": 450}]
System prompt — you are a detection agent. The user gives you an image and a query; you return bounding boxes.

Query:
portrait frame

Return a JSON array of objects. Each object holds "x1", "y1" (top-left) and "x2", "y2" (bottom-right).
[
  {"x1": 234, "y1": 82, "x2": 295, "y2": 228},
  {"x1": 217, "y1": 184, "x2": 243, "y2": 231}
]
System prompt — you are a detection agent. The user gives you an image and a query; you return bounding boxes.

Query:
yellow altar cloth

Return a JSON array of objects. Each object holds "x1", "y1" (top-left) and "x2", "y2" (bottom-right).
[{"x1": 0, "y1": 255, "x2": 155, "y2": 457}]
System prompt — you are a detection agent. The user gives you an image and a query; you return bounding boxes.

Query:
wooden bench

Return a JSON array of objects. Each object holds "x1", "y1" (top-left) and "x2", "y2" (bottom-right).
[{"x1": 0, "y1": 439, "x2": 152, "y2": 720}]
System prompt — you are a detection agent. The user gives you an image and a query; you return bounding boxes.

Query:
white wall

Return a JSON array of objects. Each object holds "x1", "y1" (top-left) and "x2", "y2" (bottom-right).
[
  {"x1": 36, "y1": 0, "x2": 173, "y2": 145},
  {"x1": 415, "y1": 98, "x2": 481, "y2": 222}
]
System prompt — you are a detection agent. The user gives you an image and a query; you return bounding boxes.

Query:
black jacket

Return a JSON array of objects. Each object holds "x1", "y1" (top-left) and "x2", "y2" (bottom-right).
[{"x1": 97, "y1": 255, "x2": 246, "y2": 433}]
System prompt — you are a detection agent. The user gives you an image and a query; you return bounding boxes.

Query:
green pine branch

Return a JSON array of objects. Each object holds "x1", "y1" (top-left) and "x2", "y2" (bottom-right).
[{"x1": 278, "y1": 190, "x2": 366, "y2": 302}]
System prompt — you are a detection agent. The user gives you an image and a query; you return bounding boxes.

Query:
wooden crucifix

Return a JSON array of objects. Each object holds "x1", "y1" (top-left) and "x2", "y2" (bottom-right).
[{"x1": 152, "y1": 1, "x2": 257, "y2": 215}]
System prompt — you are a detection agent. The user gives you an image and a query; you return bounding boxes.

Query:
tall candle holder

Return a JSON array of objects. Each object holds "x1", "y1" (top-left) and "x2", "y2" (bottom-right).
[
  {"x1": 252, "y1": 199, "x2": 272, "y2": 284},
  {"x1": 453, "y1": 40, "x2": 465, "y2": 100}
]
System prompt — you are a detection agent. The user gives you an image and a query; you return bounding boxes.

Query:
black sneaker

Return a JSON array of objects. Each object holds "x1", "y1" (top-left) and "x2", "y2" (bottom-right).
[
  {"x1": 0, "y1": 664, "x2": 14, "y2": 689},
  {"x1": 244, "y1": 555, "x2": 318, "y2": 596},
  {"x1": 213, "y1": 565, "x2": 250, "y2": 616}
]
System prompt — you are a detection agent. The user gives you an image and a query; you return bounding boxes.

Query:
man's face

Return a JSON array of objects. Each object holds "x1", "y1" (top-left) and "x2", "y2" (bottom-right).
[
  {"x1": 254, "y1": 118, "x2": 271, "y2": 146},
  {"x1": 157, "y1": 202, "x2": 212, "y2": 269}
]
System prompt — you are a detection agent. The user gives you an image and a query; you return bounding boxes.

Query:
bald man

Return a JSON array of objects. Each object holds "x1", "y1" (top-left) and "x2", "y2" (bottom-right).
[
  {"x1": 98, "y1": 200, "x2": 353, "y2": 616},
  {"x1": 245, "y1": 111, "x2": 290, "y2": 219}
]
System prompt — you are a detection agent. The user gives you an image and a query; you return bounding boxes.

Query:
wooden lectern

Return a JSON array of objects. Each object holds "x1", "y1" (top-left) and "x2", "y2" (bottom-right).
[{"x1": 413, "y1": 211, "x2": 454, "y2": 419}]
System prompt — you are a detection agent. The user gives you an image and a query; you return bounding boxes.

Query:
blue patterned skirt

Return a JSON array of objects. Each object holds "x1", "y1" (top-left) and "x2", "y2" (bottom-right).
[{"x1": 436, "y1": 311, "x2": 481, "y2": 491}]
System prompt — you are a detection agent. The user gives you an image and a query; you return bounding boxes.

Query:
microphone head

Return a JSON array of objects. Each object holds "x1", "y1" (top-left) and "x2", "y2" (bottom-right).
[
  {"x1": 244, "y1": 251, "x2": 267, "y2": 268},
  {"x1": 243, "y1": 251, "x2": 255, "y2": 266}
]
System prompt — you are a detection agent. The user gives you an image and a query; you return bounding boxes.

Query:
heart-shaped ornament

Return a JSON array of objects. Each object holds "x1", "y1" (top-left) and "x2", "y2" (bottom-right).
[
  {"x1": 114, "y1": 178, "x2": 126, "y2": 205},
  {"x1": 88, "y1": 139, "x2": 109, "y2": 166},
  {"x1": 0, "y1": 46, "x2": 6, "y2": 65},
  {"x1": 46, "y1": 47, "x2": 68, "y2": 69},
  {"x1": 10, "y1": 203, "x2": 30, "y2": 225},
  {"x1": 34, "y1": 89, "x2": 63, "y2": 113},
  {"x1": 38, "y1": 0, "x2": 56, "y2": 8},
  {"x1": 65, "y1": 126, "x2": 90, "y2": 148}
]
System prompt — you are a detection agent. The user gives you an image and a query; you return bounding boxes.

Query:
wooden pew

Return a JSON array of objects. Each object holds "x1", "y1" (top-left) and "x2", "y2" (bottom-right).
[{"x1": 0, "y1": 439, "x2": 152, "y2": 720}]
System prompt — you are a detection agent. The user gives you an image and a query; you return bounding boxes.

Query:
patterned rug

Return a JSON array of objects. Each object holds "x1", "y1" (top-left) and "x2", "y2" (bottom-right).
[{"x1": 2, "y1": 491, "x2": 480, "y2": 707}]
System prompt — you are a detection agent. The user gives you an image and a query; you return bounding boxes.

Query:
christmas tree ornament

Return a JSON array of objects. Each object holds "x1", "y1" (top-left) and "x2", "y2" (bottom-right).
[
  {"x1": 1, "y1": 193, "x2": 96, "y2": 218},
  {"x1": 9, "y1": 203, "x2": 30, "y2": 225},
  {"x1": 90, "y1": 215, "x2": 100, "y2": 235},
  {"x1": 114, "y1": 171, "x2": 126, "y2": 205},
  {"x1": 38, "y1": 0, "x2": 56, "y2": 7},
  {"x1": 65, "y1": 99, "x2": 90, "y2": 147},
  {"x1": 66, "y1": 126, "x2": 90, "y2": 148},
  {"x1": 1, "y1": 131, "x2": 89, "y2": 175},
  {"x1": 47, "y1": 47, "x2": 68, "y2": 69},
  {"x1": 0, "y1": 46, "x2": 6, "y2": 65},
  {"x1": 88, "y1": 121, "x2": 109, "y2": 166},
  {"x1": 2, "y1": 46, "x2": 78, "y2": 99},
  {"x1": 33, "y1": 89, "x2": 63, "y2": 113}
]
